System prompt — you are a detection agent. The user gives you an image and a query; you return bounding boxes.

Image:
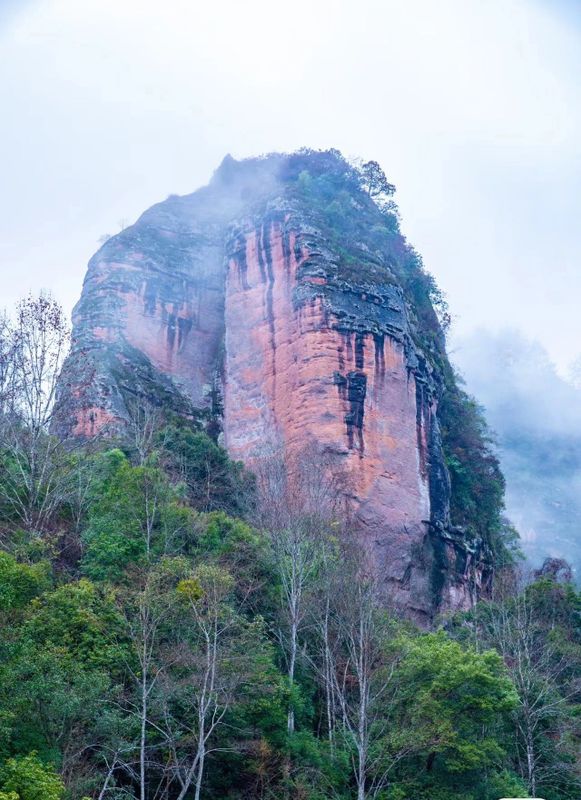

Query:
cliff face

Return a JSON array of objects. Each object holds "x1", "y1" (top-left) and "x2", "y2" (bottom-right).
[{"x1": 55, "y1": 151, "x2": 491, "y2": 621}]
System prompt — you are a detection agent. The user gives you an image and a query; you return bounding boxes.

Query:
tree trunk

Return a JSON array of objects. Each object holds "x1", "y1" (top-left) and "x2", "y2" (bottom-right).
[
  {"x1": 287, "y1": 612, "x2": 297, "y2": 734},
  {"x1": 97, "y1": 760, "x2": 117, "y2": 800},
  {"x1": 526, "y1": 727, "x2": 536, "y2": 797},
  {"x1": 194, "y1": 749, "x2": 205, "y2": 800},
  {"x1": 357, "y1": 744, "x2": 366, "y2": 800},
  {"x1": 140, "y1": 650, "x2": 147, "y2": 800}
]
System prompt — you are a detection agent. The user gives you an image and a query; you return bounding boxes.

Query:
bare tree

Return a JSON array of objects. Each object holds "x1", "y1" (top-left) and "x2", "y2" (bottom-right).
[
  {"x1": 0, "y1": 294, "x2": 71, "y2": 533},
  {"x1": 119, "y1": 568, "x2": 177, "y2": 800},
  {"x1": 137, "y1": 465, "x2": 166, "y2": 561},
  {"x1": 0, "y1": 311, "x2": 16, "y2": 416},
  {"x1": 161, "y1": 564, "x2": 262, "y2": 800},
  {"x1": 125, "y1": 398, "x2": 163, "y2": 467},
  {"x1": 67, "y1": 453, "x2": 95, "y2": 536},
  {"x1": 477, "y1": 571, "x2": 581, "y2": 797},
  {"x1": 321, "y1": 565, "x2": 404, "y2": 800},
  {"x1": 254, "y1": 446, "x2": 343, "y2": 735},
  {"x1": 313, "y1": 539, "x2": 341, "y2": 755},
  {"x1": 9, "y1": 294, "x2": 70, "y2": 433}
]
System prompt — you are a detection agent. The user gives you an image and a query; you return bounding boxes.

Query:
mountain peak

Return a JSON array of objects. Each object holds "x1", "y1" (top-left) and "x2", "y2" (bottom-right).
[{"x1": 54, "y1": 150, "x2": 501, "y2": 621}]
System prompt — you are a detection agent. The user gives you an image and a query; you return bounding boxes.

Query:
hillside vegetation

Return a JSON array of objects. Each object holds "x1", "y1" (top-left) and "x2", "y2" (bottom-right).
[{"x1": 0, "y1": 294, "x2": 579, "y2": 800}]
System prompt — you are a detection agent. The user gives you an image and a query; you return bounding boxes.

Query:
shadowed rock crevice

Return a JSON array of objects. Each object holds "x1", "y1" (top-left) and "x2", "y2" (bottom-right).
[{"x1": 345, "y1": 370, "x2": 367, "y2": 454}]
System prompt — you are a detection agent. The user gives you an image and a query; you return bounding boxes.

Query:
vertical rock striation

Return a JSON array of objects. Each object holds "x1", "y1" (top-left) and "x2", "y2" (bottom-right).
[{"x1": 54, "y1": 150, "x2": 492, "y2": 621}]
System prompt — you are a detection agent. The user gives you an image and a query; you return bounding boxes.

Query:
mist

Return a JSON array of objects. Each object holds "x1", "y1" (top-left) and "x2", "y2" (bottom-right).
[
  {"x1": 453, "y1": 329, "x2": 581, "y2": 578},
  {"x1": 1, "y1": 0, "x2": 581, "y2": 374}
]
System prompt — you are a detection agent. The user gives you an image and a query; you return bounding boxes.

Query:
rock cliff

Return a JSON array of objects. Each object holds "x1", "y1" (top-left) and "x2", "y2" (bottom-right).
[{"x1": 54, "y1": 150, "x2": 493, "y2": 621}]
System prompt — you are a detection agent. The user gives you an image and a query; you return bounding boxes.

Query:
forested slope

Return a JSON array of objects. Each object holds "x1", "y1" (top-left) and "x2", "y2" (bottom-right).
[{"x1": 0, "y1": 296, "x2": 579, "y2": 799}]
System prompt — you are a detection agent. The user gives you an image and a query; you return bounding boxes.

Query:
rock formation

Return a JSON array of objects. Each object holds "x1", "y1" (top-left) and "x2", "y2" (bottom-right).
[{"x1": 54, "y1": 150, "x2": 492, "y2": 621}]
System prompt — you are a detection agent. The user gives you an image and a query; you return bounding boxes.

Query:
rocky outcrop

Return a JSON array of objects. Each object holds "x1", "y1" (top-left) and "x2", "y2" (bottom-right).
[{"x1": 54, "y1": 150, "x2": 492, "y2": 621}]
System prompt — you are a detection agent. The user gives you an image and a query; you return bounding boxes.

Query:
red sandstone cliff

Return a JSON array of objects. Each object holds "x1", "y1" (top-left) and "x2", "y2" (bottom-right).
[{"x1": 54, "y1": 150, "x2": 491, "y2": 620}]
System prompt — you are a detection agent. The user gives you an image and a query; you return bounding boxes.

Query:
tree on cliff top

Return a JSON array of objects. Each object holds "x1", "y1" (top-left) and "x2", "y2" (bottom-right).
[{"x1": 357, "y1": 160, "x2": 396, "y2": 201}]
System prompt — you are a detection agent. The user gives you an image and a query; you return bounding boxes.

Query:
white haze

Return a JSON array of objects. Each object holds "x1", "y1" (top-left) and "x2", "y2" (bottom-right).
[
  {"x1": 454, "y1": 330, "x2": 581, "y2": 578},
  {"x1": 0, "y1": 0, "x2": 580, "y2": 375}
]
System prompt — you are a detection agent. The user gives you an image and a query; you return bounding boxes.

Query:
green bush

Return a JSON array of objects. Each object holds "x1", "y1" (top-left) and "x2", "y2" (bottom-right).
[{"x1": 0, "y1": 754, "x2": 64, "y2": 800}]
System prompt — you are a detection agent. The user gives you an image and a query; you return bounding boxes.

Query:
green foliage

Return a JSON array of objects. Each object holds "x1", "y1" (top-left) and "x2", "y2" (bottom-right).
[
  {"x1": 439, "y1": 380, "x2": 518, "y2": 565},
  {"x1": 80, "y1": 449, "x2": 145, "y2": 579},
  {"x1": 0, "y1": 554, "x2": 50, "y2": 612},
  {"x1": 0, "y1": 754, "x2": 64, "y2": 800},
  {"x1": 0, "y1": 638, "x2": 110, "y2": 763},
  {"x1": 398, "y1": 633, "x2": 517, "y2": 771},
  {"x1": 289, "y1": 152, "x2": 444, "y2": 329},
  {"x1": 0, "y1": 420, "x2": 577, "y2": 799},
  {"x1": 450, "y1": 576, "x2": 581, "y2": 799},
  {"x1": 81, "y1": 448, "x2": 192, "y2": 580},
  {"x1": 291, "y1": 154, "x2": 401, "y2": 286},
  {"x1": 1, "y1": 249, "x2": 577, "y2": 799},
  {"x1": 194, "y1": 510, "x2": 258, "y2": 556},
  {"x1": 326, "y1": 627, "x2": 524, "y2": 800},
  {"x1": 159, "y1": 422, "x2": 255, "y2": 515},
  {"x1": 359, "y1": 159, "x2": 396, "y2": 199},
  {"x1": 23, "y1": 579, "x2": 128, "y2": 672},
  {"x1": 192, "y1": 511, "x2": 275, "y2": 607}
]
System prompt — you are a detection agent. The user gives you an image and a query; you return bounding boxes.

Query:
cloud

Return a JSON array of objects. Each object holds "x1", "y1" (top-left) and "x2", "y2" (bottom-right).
[
  {"x1": 0, "y1": 0, "x2": 34, "y2": 27},
  {"x1": 454, "y1": 328, "x2": 581, "y2": 577}
]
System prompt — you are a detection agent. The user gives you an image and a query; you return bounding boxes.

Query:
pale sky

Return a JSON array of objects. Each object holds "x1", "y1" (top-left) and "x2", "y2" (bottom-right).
[{"x1": 1, "y1": 0, "x2": 580, "y2": 374}]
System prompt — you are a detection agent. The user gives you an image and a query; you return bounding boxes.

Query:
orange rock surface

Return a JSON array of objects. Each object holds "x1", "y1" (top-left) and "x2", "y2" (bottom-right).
[
  {"x1": 54, "y1": 151, "x2": 491, "y2": 620},
  {"x1": 223, "y1": 218, "x2": 437, "y2": 612}
]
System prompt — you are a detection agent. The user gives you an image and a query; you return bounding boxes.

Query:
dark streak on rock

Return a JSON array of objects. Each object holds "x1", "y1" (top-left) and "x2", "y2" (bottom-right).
[
  {"x1": 166, "y1": 313, "x2": 176, "y2": 350},
  {"x1": 333, "y1": 370, "x2": 347, "y2": 401},
  {"x1": 281, "y1": 226, "x2": 291, "y2": 274},
  {"x1": 415, "y1": 381, "x2": 428, "y2": 480},
  {"x1": 337, "y1": 342, "x2": 345, "y2": 372},
  {"x1": 235, "y1": 235, "x2": 249, "y2": 290},
  {"x1": 256, "y1": 226, "x2": 266, "y2": 283},
  {"x1": 355, "y1": 333, "x2": 365, "y2": 370},
  {"x1": 373, "y1": 333, "x2": 385, "y2": 382},
  {"x1": 344, "y1": 332, "x2": 353, "y2": 365},
  {"x1": 143, "y1": 281, "x2": 157, "y2": 315},
  {"x1": 345, "y1": 371, "x2": 367, "y2": 455},
  {"x1": 321, "y1": 299, "x2": 330, "y2": 329},
  {"x1": 262, "y1": 221, "x2": 277, "y2": 385},
  {"x1": 177, "y1": 316, "x2": 193, "y2": 351},
  {"x1": 293, "y1": 236, "x2": 302, "y2": 266}
]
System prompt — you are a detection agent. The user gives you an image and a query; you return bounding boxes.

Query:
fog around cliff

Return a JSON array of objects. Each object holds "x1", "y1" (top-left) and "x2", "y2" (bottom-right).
[
  {"x1": 453, "y1": 329, "x2": 581, "y2": 579},
  {"x1": 2, "y1": 1, "x2": 581, "y2": 574},
  {"x1": 1, "y1": 0, "x2": 580, "y2": 375}
]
